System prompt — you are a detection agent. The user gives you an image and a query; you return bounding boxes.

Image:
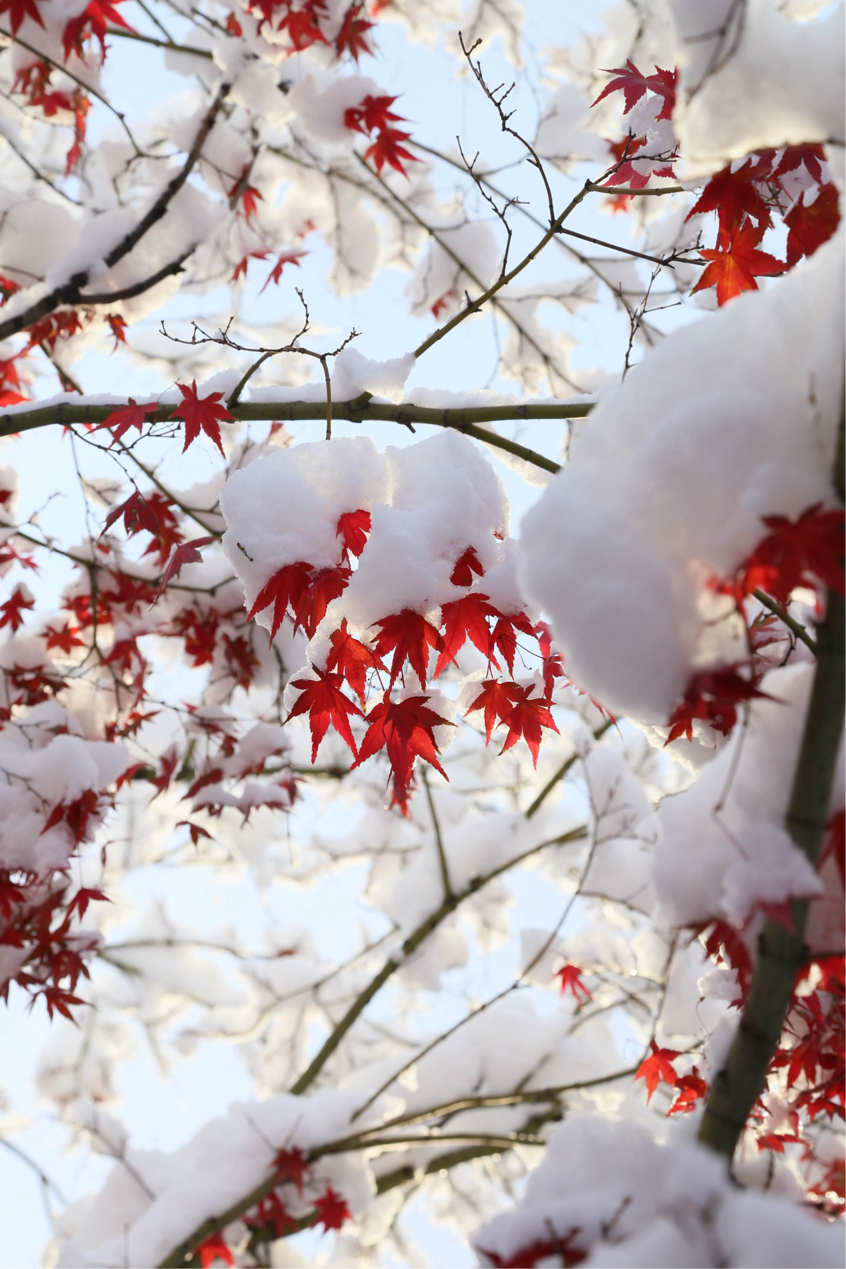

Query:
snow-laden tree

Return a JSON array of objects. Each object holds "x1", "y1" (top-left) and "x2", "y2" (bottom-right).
[{"x1": 0, "y1": 0, "x2": 843, "y2": 1264}]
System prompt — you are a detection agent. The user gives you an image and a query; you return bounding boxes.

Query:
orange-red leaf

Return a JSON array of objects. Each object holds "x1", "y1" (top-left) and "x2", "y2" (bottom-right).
[
  {"x1": 169, "y1": 381, "x2": 234, "y2": 456},
  {"x1": 247, "y1": 560, "x2": 313, "y2": 642},
  {"x1": 371, "y1": 609, "x2": 444, "y2": 687},
  {"x1": 635, "y1": 1039, "x2": 680, "y2": 1101},
  {"x1": 732, "y1": 504, "x2": 845, "y2": 605},
  {"x1": 555, "y1": 963, "x2": 592, "y2": 1004},
  {"x1": 464, "y1": 679, "x2": 522, "y2": 745},
  {"x1": 287, "y1": 668, "x2": 363, "y2": 761},
  {"x1": 434, "y1": 592, "x2": 497, "y2": 677},
  {"x1": 326, "y1": 619, "x2": 379, "y2": 702},
  {"x1": 784, "y1": 183, "x2": 840, "y2": 268},
  {"x1": 337, "y1": 509, "x2": 371, "y2": 558},
  {"x1": 312, "y1": 1186, "x2": 351, "y2": 1232},
  {"x1": 351, "y1": 693, "x2": 452, "y2": 814},
  {"x1": 96, "y1": 399, "x2": 158, "y2": 446},
  {"x1": 692, "y1": 220, "x2": 782, "y2": 306},
  {"x1": 498, "y1": 685, "x2": 559, "y2": 767},
  {"x1": 449, "y1": 546, "x2": 484, "y2": 587}
]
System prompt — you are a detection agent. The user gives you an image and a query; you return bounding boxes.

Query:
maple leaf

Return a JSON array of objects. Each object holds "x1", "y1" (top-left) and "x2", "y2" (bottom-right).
[
  {"x1": 592, "y1": 59, "x2": 657, "y2": 113},
  {"x1": 227, "y1": 167, "x2": 263, "y2": 221},
  {"x1": 434, "y1": 592, "x2": 497, "y2": 677},
  {"x1": 272, "y1": 1145, "x2": 309, "y2": 1194},
  {"x1": 335, "y1": 2, "x2": 375, "y2": 61},
  {"x1": 169, "y1": 381, "x2": 234, "y2": 456},
  {"x1": 66, "y1": 887, "x2": 110, "y2": 920},
  {"x1": 666, "y1": 1066, "x2": 708, "y2": 1115},
  {"x1": 477, "y1": 1235, "x2": 587, "y2": 1269},
  {"x1": 62, "y1": 0, "x2": 133, "y2": 60},
  {"x1": 246, "y1": 560, "x2": 313, "y2": 641},
  {"x1": 95, "y1": 399, "x2": 158, "y2": 446},
  {"x1": 224, "y1": 10, "x2": 241, "y2": 34},
  {"x1": 351, "y1": 693, "x2": 452, "y2": 814},
  {"x1": 194, "y1": 1234, "x2": 235, "y2": 1268},
  {"x1": 733, "y1": 504, "x2": 845, "y2": 605},
  {"x1": 0, "y1": 585, "x2": 34, "y2": 631},
  {"x1": 259, "y1": 249, "x2": 306, "y2": 293},
  {"x1": 106, "y1": 314, "x2": 128, "y2": 351},
  {"x1": 365, "y1": 127, "x2": 418, "y2": 177},
  {"x1": 0, "y1": 0, "x2": 44, "y2": 35},
  {"x1": 175, "y1": 819, "x2": 214, "y2": 847},
  {"x1": 344, "y1": 94, "x2": 404, "y2": 135},
  {"x1": 287, "y1": 669, "x2": 363, "y2": 761},
  {"x1": 294, "y1": 564, "x2": 351, "y2": 636},
  {"x1": 666, "y1": 667, "x2": 773, "y2": 744},
  {"x1": 497, "y1": 685, "x2": 559, "y2": 767},
  {"x1": 371, "y1": 609, "x2": 444, "y2": 687},
  {"x1": 280, "y1": 5, "x2": 328, "y2": 49},
  {"x1": 103, "y1": 490, "x2": 161, "y2": 538},
  {"x1": 44, "y1": 622, "x2": 85, "y2": 654},
  {"x1": 325, "y1": 619, "x2": 379, "y2": 703},
  {"x1": 634, "y1": 1039, "x2": 680, "y2": 1101},
  {"x1": 489, "y1": 609, "x2": 536, "y2": 675},
  {"x1": 465, "y1": 679, "x2": 522, "y2": 745},
  {"x1": 157, "y1": 536, "x2": 215, "y2": 596},
  {"x1": 337, "y1": 508, "x2": 371, "y2": 558},
  {"x1": 450, "y1": 546, "x2": 484, "y2": 587},
  {"x1": 692, "y1": 220, "x2": 782, "y2": 306},
  {"x1": 555, "y1": 963, "x2": 592, "y2": 1004},
  {"x1": 784, "y1": 183, "x2": 841, "y2": 268},
  {"x1": 312, "y1": 1186, "x2": 351, "y2": 1232},
  {"x1": 691, "y1": 918, "x2": 753, "y2": 1004},
  {"x1": 247, "y1": 1192, "x2": 299, "y2": 1237},
  {"x1": 685, "y1": 161, "x2": 771, "y2": 234}
]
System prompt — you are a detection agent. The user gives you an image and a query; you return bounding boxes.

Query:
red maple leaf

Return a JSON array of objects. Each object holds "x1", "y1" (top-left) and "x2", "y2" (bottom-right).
[
  {"x1": 232, "y1": 249, "x2": 267, "y2": 283},
  {"x1": 44, "y1": 622, "x2": 85, "y2": 654},
  {"x1": 666, "y1": 667, "x2": 772, "y2": 744},
  {"x1": 555, "y1": 963, "x2": 592, "y2": 1004},
  {"x1": 592, "y1": 60, "x2": 661, "y2": 113},
  {"x1": 224, "y1": 10, "x2": 242, "y2": 34},
  {"x1": 784, "y1": 183, "x2": 841, "y2": 268},
  {"x1": 157, "y1": 536, "x2": 215, "y2": 595},
  {"x1": 371, "y1": 609, "x2": 444, "y2": 687},
  {"x1": 692, "y1": 220, "x2": 782, "y2": 306},
  {"x1": 325, "y1": 619, "x2": 379, "y2": 702},
  {"x1": 666, "y1": 1066, "x2": 708, "y2": 1115},
  {"x1": 246, "y1": 560, "x2": 313, "y2": 641},
  {"x1": 312, "y1": 1186, "x2": 351, "y2": 1233},
  {"x1": 62, "y1": 0, "x2": 134, "y2": 60},
  {"x1": 732, "y1": 504, "x2": 845, "y2": 605},
  {"x1": 691, "y1": 918, "x2": 753, "y2": 1004},
  {"x1": 246, "y1": 1192, "x2": 299, "y2": 1237},
  {"x1": 193, "y1": 1234, "x2": 234, "y2": 1268},
  {"x1": 258, "y1": 250, "x2": 306, "y2": 293},
  {"x1": 478, "y1": 1235, "x2": 587, "y2": 1268},
  {"x1": 175, "y1": 819, "x2": 214, "y2": 846},
  {"x1": 465, "y1": 679, "x2": 522, "y2": 744},
  {"x1": 685, "y1": 161, "x2": 771, "y2": 234},
  {"x1": 227, "y1": 167, "x2": 263, "y2": 221},
  {"x1": 272, "y1": 1145, "x2": 309, "y2": 1194},
  {"x1": 337, "y1": 509, "x2": 371, "y2": 558},
  {"x1": 0, "y1": 0, "x2": 44, "y2": 35},
  {"x1": 103, "y1": 490, "x2": 161, "y2": 538},
  {"x1": 450, "y1": 547, "x2": 484, "y2": 587},
  {"x1": 287, "y1": 668, "x2": 363, "y2": 761},
  {"x1": 281, "y1": 5, "x2": 328, "y2": 49},
  {"x1": 489, "y1": 609, "x2": 536, "y2": 675},
  {"x1": 335, "y1": 2, "x2": 374, "y2": 60},
  {"x1": 351, "y1": 693, "x2": 452, "y2": 813},
  {"x1": 635, "y1": 1039, "x2": 680, "y2": 1101},
  {"x1": 106, "y1": 314, "x2": 128, "y2": 350},
  {"x1": 295, "y1": 565, "x2": 351, "y2": 636},
  {"x1": 365, "y1": 128, "x2": 417, "y2": 177},
  {"x1": 344, "y1": 93, "x2": 404, "y2": 135},
  {"x1": 0, "y1": 585, "x2": 34, "y2": 631},
  {"x1": 169, "y1": 381, "x2": 234, "y2": 456},
  {"x1": 434, "y1": 592, "x2": 497, "y2": 677},
  {"x1": 95, "y1": 399, "x2": 158, "y2": 446},
  {"x1": 498, "y1": 685, "x2": 559, "y2": 766},
  {"x1": 66, "y1": 887, "x2": 110, "y2": 920}
]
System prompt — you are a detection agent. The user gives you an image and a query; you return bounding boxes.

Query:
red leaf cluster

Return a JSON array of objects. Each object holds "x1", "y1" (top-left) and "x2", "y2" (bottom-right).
[{"x1": 343, "y1": 93, "x2": 418, "y2": 177}]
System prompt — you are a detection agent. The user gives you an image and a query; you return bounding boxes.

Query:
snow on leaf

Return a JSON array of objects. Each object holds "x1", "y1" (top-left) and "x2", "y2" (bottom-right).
[
  {"x1": 497, "y1": 685, "x2": 559, "y2": 767},
  {"x1": 592, "y1": 60, "x2": 659, "y2": 113},
  {"x1": 169, "y1": 381, "x2": 234, "y2": 456},
  {"x1": 692, "y1": 220, "x2": 782, "y2": 306},
  {"x1": 450, "y1": 546, "x2": 484, "y2": 587},
  {"x1": 287, "y1": 669, "x2": 363, "y2": 762},
  {"x1": 371, "y1": 609, "x2": 444, "y2": 688},
  {"x1": 634, "y1": 1039, "x2": 680, "y2": 1101}
]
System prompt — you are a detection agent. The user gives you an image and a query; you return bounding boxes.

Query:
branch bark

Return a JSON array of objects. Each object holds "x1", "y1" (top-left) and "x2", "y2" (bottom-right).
[{"x1": 697, "y1": 397, "x2": 845, "y2": 1161}]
